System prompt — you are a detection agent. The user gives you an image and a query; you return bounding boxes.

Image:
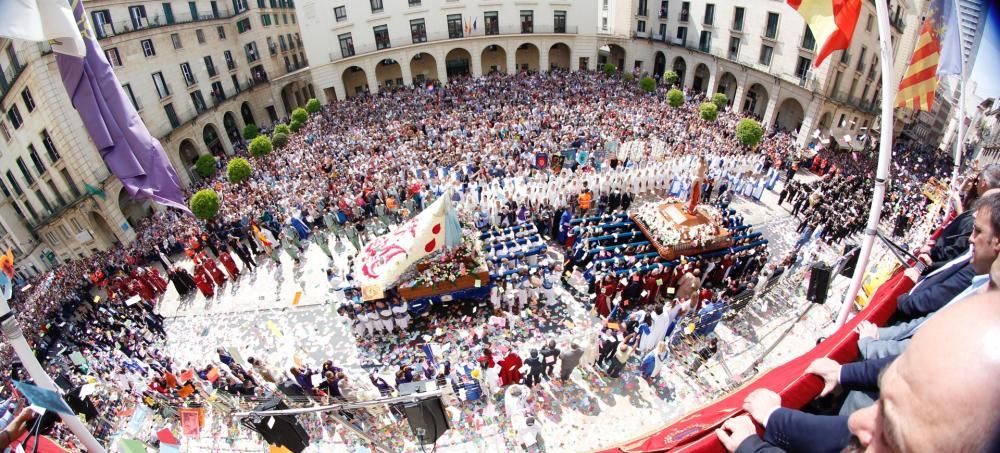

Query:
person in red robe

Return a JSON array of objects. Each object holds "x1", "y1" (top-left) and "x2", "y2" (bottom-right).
[
  {"x1": 595, "y1": 275, "x2": 616, "y2": 318},
  {"x1": 641, "y1": 269, "x2": 660, "y2": 305},
  {"x1": 133, "y1": 275, "x2": 155, "y2": 302},
  {"x1": 218, "y1": 249, "x2": 240, "y2": 279},
  {"x1": 144, "y1": 267, "x2": 169, "y2": 293},
  {"x1": 193, "y1": 265, "x2": 215, "y2": 297},
  {"x1": 497, "y1": 350, "x2": 523, "y2": 386},
  {"x1": 202, "y1": 253, "x2": 227, "y2": 286}
]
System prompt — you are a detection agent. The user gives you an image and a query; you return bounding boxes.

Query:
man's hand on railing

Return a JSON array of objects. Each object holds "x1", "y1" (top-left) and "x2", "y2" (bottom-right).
[
  {"x1": 855, "y1": 320, "x2": 879, "y2": 340},
  {"x1": 805, "y1": 357, "x2": 842, "y2": 397}
]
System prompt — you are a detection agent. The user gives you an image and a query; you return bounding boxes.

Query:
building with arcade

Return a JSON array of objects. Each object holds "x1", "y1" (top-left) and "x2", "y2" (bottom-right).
[
  {"x1": 297, "y1": 0, "x2": 921, "y2": 148},
  {"x1": 0, "y1": 0, "x2": 312, "y2": 279}
]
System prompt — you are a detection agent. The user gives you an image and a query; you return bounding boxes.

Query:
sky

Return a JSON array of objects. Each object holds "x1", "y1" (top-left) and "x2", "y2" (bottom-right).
[{"x1": 967, "y1": 1, "x2": 1000, "y2": 100}]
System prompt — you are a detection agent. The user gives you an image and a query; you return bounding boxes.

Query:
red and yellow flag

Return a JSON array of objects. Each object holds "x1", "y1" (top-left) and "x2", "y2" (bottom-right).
[
  {"x1": 894, "y1": 0, "x2": 961, "y2": 111},
  {"x1": 896, "y1": 21, "x2": 941, "y2": 110},
  {"x1": 787, "y1": 0, "x2": 863, "y2": 67}
]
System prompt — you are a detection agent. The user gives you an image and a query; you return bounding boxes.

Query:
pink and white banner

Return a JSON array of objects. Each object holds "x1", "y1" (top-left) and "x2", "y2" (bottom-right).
[{"x1": 354, "y1": 194, "x2": 460, "y2": 294}]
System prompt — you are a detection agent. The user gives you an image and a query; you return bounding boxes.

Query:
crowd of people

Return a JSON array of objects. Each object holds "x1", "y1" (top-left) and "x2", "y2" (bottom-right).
[{"x1": 0, "y1": 67, "x2": 973, "y2": 451}]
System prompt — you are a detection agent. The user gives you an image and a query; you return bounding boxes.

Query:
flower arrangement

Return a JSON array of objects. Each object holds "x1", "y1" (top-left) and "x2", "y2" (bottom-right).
[
  {"x1": 398, "y1": 235, "x2": 485, "y2": 289},
  {"x1": 633, "y1": 200, "x2": 727, "y2": 248}
]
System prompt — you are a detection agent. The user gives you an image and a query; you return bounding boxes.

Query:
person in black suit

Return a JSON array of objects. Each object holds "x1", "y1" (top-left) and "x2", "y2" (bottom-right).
[
  {"x1": 895, "y1": 255, "x2": 974, "y2": 319},
  {"x1": 717, "y1": 291, "x2": 1000, "y2": 453},
  {"x1": 917, "y1": 165, "x2": 1000, "y2": 273}
]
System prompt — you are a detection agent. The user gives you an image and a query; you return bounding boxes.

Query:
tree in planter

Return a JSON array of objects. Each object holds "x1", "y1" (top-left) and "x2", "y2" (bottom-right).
[
  {"x1": 305, "y1": 98, "x2": 321, "y2": 114},
  {"x1": 271, "y1": 132, "x2": 289, "y2": 149},
  {"x1": 249, "y1": 135, "x2": 273, "y2": 157},
  {"x1": 242, "y1": 124, "x2": 259, "y2": 140},
  {"x1": 291, "y1": 107, "x2": 308, "y2": 124},
  {"x1": 603, "y1": 63, "x2": 617, "y2": 77},
  {"x1": 699, "y1": 102, "x2": 719, "y2": 121},
  {"x1": 273, "y1": 123, "x2": 290, "y2": 136},
  {"x1": 666, "y1": 88, "x2": 684, "y2": 108},
  {"x1": 227, "y1": 157, "x2": 252, "y2": 183},
  {"x1": 663, "y1": 70, "x2": 679, "y2": 86},
  {"x1": 189, "y1": 189, "x2": 220, "y2": 220},
  {"x1": 736, "y1": 118, "x2": 765, "y2": 148},
  {"x1": 639, "y1": 76, "x2": 657, "y2": 93},
  {"x1": 194, "y1": 154, "x2": 217, "y2": 178},
  {"x1": 623, "y1": 72, "x2": 635, "y2": 82},
  {"x1": 289, "y1": 119, "x2": 303, "y2": 133},
  {"x1": 711, "y1": 93, "x2": 729, "y2": 111}
]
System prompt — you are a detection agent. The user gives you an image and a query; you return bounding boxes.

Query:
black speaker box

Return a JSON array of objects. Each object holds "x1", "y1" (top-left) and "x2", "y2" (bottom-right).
[
  {"x1": 807, "y1": 264, "x2": 833, "y2": 305},
  {"x1": 403, "y1": 396, "x2": 450, "y2": 445},
  {"x1": 840, "y1": 244, "x2": 860, "y2": 277},
  {"x1": 243, "y1": 397, "x2": 310, "y2": 453}
]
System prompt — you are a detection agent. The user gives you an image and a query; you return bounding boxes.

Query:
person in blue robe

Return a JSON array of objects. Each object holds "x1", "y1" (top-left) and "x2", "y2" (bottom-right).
[
  {"x1": 291, "y1": 216, "x2": 311, "y2": 240},
  {"x1": 558, "y1": 209, "x2": 573, "y2": 244}
]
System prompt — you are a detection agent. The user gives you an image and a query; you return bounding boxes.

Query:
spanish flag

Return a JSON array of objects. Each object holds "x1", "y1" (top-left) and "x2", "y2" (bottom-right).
[
  {"x1": 252, "y1": 225, "x2": 272, "y2": 247},
  {"x1": 787, "y1": 0, "x2": 862, "y2": 67},
  {"x1": 895, "y1": 0, "x2": 962, "y2": 111}
]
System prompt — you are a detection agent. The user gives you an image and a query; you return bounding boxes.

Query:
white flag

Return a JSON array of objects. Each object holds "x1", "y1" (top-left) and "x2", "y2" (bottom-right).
[{"x1": 0, "y1": 0, "x2": 85, "y2": 57}]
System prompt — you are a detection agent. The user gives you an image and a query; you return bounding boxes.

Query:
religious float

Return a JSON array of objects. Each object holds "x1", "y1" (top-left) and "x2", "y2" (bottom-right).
[
  {"x1": 630, "y1": 159, "x2": 733, "y2": 260},
  {"x1": 354, "y1": 193, "x2": 491, "y2": 311}
]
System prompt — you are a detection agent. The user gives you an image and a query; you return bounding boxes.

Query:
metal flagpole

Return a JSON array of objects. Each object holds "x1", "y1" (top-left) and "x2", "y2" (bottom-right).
[
  {"x1": 943, "y1": 0, "x2": 969, "y2": 221},
  {"x1": 0, "y1": 299, "x2": 107, "y2": 452},
  {"x1": 835, "y1": 0, "x2": 898, "y2": 327}
]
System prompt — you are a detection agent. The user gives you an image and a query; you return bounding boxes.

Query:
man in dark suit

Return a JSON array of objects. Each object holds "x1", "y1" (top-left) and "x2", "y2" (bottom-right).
[
  {"x1": 718, "y1": 356, "x2": 895, "y2": 453},
  {"x1": 717, "y1": 291, "x2": 1000, "y2": 453},
  {"x1": 895, "y1": 252, "x2": 974, "y2": 319}
]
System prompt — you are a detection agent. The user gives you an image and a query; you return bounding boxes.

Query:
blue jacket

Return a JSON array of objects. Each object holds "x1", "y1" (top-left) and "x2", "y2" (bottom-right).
[
  {"x1": 896, "y1": 261, "x2": 974, "y2": 318},
  {"x1": 736, "y1": 409, "x2": 850, "y2": 453}
]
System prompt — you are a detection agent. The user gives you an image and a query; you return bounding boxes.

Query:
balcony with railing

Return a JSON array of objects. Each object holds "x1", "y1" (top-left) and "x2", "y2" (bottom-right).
[
  {"x1": 285, "y1": 61, "x2": 308, "y2": 73},
  {"x1": 167, "y1": 78, "x2": 267, "y2": 132},
  {"x1": 830, "y1": 91, "x2": 878, "y2": 113},
  {"x1": 94, "y1": 8, "x2": 238, "y2": 40},
  {"x1": 327, "y1": 24, "x2": 579, "y2": 63}
]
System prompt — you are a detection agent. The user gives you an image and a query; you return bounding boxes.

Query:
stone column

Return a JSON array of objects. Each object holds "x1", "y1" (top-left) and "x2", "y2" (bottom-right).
[
  {"x1": 683, "y1": 59, "x2": 696, "y2": 91},
  {"x1": 796, "y1": 97, "x2": 824, "y2": 147},
  {"x1": 732, "y1": 77, "x2": 747, "y2": 113},
  {"x1": 507, "y1": 48, "x2": 517, "y2": 74},
  {"x1": 365, "y1": 67, "x2": 380, "y2": 94},
  {"x1": 436, "y1": 55, "x2": 449, "y2": 84},
  {"x1": 706, "y1": 63, "x2": 718, "y2": 96},
  {"x1": 762, "y1": 85, "x2": 782, "y2": 130},
  {"x1": 401, "y1": 57, "x2": 415, "y2": 86},
  {"x1": 471, "y1": 47, "x2": 484, "y2": 78},
  {"x1": 539, "y1": 46, "x2": 550, "y2": 72}
]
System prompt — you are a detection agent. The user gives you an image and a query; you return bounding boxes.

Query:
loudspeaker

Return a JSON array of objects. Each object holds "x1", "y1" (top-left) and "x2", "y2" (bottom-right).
[
  {"x1": 241, "y1": 397, "x2": 310, "y2": 453},
  {"x1": 840, "y1": 244, "x2": 860, "y2": 277},
  {"x1": 403, "y1": 396, "x2": 450, "y2": 445},
  {"x1": 807, "y1": 264, "x2": 832, "y2": 305}
]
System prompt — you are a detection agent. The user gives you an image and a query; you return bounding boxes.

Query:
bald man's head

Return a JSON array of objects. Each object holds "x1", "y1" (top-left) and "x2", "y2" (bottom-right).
[{"x1": 847, "y1": 290, "x2": 1000, "y2": 452}]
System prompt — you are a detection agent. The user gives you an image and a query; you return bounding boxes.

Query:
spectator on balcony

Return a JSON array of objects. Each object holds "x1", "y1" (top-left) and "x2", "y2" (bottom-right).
[
  {"x1": 716, "y1": 290, "x2": 1000, "y2": 453},
  {"x1": 858, "y1": 191, "x2": 1000, "y2": 361},
  {"x1": 916, "y1": 164, "x2": 1000, "y2": 273}
]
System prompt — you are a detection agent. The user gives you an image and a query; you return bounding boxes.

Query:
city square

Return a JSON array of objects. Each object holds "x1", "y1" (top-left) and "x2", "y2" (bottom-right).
[{"x1": 0, "y1": 1, "x2": 998, "y2": 452}]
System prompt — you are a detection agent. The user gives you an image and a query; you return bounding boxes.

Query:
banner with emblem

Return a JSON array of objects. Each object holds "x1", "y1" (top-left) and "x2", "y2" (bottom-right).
[{"x1": 354, "y1": 191, "x2": 463, "y2": 291}]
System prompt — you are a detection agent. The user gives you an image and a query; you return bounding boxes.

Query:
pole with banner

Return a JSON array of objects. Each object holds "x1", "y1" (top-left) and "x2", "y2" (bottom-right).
[
  {"x1": 835, "y1": 0, "x2": 897, "y2": 327},
  {"x1": 943, "y1": 0, "x2": 969, "y2": 221},
  {"x1": 0, "y1": 300, "x2": 107, "y2": 452}
]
